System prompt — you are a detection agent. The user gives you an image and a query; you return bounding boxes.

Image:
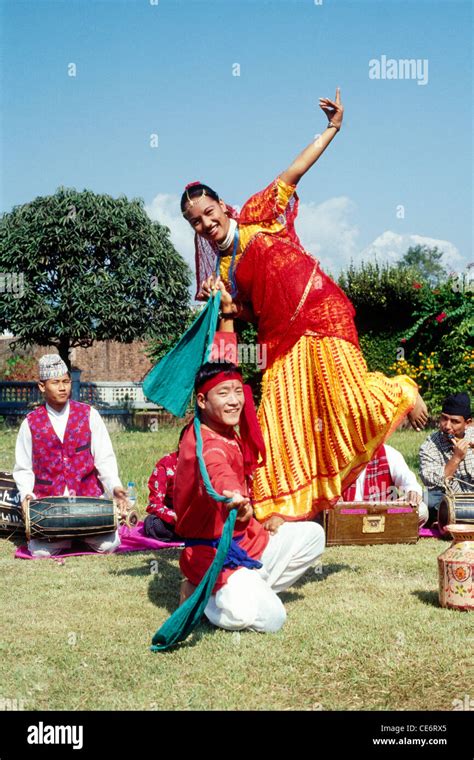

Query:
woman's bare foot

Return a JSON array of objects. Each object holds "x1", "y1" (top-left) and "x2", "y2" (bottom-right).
[
  {"x1": 179, "y1": 579, "x2": 196, "y2": 606},
  {"x1": 263, "y1": 515, "x2": 285, "y2": 534},
  {"x1": 407, "y1": 393, "x2": 429, "y2": 431}
]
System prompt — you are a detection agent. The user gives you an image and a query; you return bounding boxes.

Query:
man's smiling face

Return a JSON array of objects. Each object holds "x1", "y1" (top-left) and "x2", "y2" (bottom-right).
[{"x1": 197, "y1": 378, "x2": 244, "y2": 432}]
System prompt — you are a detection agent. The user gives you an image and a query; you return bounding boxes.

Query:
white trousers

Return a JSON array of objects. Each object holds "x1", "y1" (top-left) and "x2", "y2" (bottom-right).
[
  {"x1": 204, "y1": 521, "x2": 325, "y2": 633},
  {"x1": 418, "y1": 501, "x2": 429, "y2": 527},
  {"x1": 28, "y1": 530, "x2": 121, "y2": 558}
]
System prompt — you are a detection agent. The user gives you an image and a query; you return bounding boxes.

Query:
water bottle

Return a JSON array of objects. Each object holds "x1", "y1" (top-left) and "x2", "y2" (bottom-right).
[{"x1": 127, "y1": 481, "x2": 137, "y2": 508}]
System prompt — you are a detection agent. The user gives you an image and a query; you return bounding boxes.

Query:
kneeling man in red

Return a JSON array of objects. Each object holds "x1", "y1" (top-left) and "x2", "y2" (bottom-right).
[{"x1": 174, "y1": 329, "x2": 325, "y2": 633}]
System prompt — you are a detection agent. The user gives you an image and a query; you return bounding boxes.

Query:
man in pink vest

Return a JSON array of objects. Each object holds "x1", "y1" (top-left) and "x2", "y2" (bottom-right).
[
  {"x1": 13, "y1": 355, "x2": 129, "y2": 557},
  {"x1": 342, "y1": 443, "x2": 428, "y2": 526}
]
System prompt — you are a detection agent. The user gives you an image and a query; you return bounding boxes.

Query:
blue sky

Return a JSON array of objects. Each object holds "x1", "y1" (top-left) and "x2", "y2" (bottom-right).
[{"x1": 1, "y1": 0, "x2": 472, "y2": 281}]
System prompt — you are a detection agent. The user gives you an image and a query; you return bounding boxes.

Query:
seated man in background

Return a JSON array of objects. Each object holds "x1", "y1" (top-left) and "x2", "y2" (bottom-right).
[
  {"x1": 342, "y1": 442, "x2": 428, "y2": 526},
  {"x1": 419, "y1": 392, "x2": 473, "y2": 525},
  {"x1": 142, "y1": 427, "x2": 188, "y2": 542},
  {"x1": 13, "y1": 355, "x2": 129, "y2": 557}
]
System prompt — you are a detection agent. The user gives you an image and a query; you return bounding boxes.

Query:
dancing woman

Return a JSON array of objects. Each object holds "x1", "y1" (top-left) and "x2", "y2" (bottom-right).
[{"x1": 180, "y1": 88, "x2": 428, "y2": 530}]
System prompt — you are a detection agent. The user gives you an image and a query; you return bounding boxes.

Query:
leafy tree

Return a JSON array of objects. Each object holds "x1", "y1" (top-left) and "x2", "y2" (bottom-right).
[
  {"x1": 339, "y1": 258, "x2": 473, "y2": 412},
  {"x1": 400, "y1": 277, "x2": 473, "y2": 354},
  {"x1": 146, "y1": 305, "x2": 199, "y2": 364},
  {"x1": 387, "y1": 277, "x2": 473, "y2": 412},
  {"x1": 399, "y1": 244, "x2": 447, "y2": 286},
  {"x1": 337, "y1": 260, "x2": 423, "y2": 333},
  {"x1": 0, "y1": 188, "x2": 191, "y2": 367},
  {"x1": 237, "y1": 321, "x2": 263, "y2": 403},
  {"x1": 358, "y1": 332, "x2": 405, "y2": 374}
]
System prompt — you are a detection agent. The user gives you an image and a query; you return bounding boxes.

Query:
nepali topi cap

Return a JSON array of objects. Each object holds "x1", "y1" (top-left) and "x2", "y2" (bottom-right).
[{"x1": 38, "y1": 354, "x2": 69, "y2": 381}]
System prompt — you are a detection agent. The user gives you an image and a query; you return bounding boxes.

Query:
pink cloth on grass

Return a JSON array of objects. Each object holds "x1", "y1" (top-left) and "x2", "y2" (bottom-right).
[
  {"x1": 419, "y1": 524, "x2": 443, "y2": 539},
  {"x1": 14, "y1": 520, "x2": 443, "y2": 559},
  {"x1": 14, "y1": 521, "x2": 183, "y2": 560}
]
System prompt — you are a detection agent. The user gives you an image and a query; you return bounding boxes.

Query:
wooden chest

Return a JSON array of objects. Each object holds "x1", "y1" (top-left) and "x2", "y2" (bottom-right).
[{"x1": 324, "y1": 502, "x2": 419, "y2": 546}]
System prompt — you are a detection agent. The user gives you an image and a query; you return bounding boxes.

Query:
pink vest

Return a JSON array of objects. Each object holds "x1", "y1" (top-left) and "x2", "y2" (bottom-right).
[{"x1": 27, "y1": 401, "x2": 104, "y2": 498}]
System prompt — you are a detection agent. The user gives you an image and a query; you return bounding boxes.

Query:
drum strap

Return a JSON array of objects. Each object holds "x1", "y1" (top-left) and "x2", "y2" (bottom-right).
[{"x1": 451, "y1": 477, "x2": 474, "y2": 489}]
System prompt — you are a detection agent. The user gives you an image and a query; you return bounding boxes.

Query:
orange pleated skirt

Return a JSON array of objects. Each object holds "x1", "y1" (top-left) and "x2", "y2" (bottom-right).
[{"x1": 251, "y1": 334, "x2": 418, "y2": 521}]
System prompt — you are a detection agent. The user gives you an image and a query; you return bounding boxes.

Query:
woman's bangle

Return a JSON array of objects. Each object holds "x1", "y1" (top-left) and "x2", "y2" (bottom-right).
[
  {"x1": 327, "y1": 121, "x2": 340, "y2": 132},
  {"x1": 219, "y1": 312, "x2": 237, "y2": 320}
]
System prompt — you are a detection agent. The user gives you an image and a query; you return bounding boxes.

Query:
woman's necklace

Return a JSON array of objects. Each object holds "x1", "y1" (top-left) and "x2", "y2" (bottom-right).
[
  {"x1": 217, "y1": 218, "x2": 237, "y2": 251},
  {"x1": 216, "y1": 227, "x2": 239, "y2": 298}
]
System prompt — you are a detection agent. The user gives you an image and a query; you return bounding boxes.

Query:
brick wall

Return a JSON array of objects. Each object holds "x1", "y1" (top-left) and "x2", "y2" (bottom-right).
[
  {"x1": 0, "y1": 337, "x2": 153, "y2": 382},
  {"x1": 71, "y1": 341, "x2": 153, "y2": 381}
]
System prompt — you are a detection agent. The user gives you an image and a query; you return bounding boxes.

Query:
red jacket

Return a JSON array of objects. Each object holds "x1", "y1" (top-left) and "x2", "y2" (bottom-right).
[{"x1": 174, "y1": 424, "x2": 269, "y2": 590}]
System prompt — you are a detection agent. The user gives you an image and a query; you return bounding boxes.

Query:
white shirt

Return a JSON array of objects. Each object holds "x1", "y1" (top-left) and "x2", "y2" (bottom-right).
[
  {"x1": 13, "y1": 401, "x2": 123, "y2": 500},
  {"x1": 351, "y1": 444, "x2": 422, "y2": 500}
]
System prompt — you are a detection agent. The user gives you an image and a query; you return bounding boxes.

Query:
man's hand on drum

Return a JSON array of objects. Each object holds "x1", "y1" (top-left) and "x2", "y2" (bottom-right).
[
  {"x1": 113, "y1": 486, "x2": 131, "y2": 517},
  {"x1": 406, "y1": 490, "x2": 421, "y2": 507}
]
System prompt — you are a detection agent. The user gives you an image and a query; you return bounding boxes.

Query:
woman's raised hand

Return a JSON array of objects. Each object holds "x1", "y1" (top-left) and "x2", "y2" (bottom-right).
[
  {"x1": 197, "y1": 275, "x2": 233, "y2": 308},
  {"x1": 196, "y1": 274, "x2": 218, "y2": 301},
  {"x1": 280, "y1": 88, "x2": 344, "y2": 185},
  {"x1": 215, "y1": 278, "x2": 233, "y2": 310},
  {"x1": 319, "y1": 87, "x2": 344, "y2": 130}
]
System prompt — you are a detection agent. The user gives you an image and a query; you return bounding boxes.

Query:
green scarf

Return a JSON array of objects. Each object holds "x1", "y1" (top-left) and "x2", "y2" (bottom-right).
[
  {"x1": 143, "y1": 293, "x2": 221, "y2": 417},
  {"x1": 147, "y1": 290, "x2": 238, "y2": 651},
  {"x1": 151, "y1": 414, "x2": 235, "y2": 652}
]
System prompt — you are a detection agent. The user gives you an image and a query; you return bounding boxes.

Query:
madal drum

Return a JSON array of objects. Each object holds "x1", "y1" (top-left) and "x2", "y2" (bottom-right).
[
  {"x1": 0, "y1": 471, "x2": 25, "y2": 536},
  {"x1": 25, "y1": 496, "x2": 117, "y2": 541},
  {"x1": 438, "y1": 492, "x2": 474, "y2": 536}
]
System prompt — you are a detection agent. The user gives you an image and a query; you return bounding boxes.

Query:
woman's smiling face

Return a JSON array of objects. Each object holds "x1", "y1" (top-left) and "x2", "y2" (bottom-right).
[{"x1": 183, "y1": 195, "x2": 231, "y2": 244}]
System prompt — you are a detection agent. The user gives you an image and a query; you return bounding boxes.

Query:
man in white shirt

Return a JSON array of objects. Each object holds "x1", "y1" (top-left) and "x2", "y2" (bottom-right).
[
  {"x1": 342, "y1": 443, "x2": 428, "y2": 526},
  {"x1": 13, "y1": 355, "x2": 129, "y2": 558}
]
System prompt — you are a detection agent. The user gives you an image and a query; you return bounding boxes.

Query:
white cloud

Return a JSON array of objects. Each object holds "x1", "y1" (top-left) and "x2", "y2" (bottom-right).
[
  {"x1": 145, "y1": 193, "x2": 195, "y2": 271},
  {"x1": 359, "y1": 231, "x2": 464, "y2": 272},
  {"x1": 296, "y1": 203, "x2": 465, "y2": 275},
  {"x1": 296, "y1": 197, "x2": 360, "y2": 275}
]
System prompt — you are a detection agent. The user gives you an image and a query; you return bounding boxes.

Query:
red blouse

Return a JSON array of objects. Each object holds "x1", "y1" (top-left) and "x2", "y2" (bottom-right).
[
  {"x1": 234, "y1": 177, "x2": 360, "y2": 367},
  {"x1": 202, "y1": 177, "x2": 360, "y2": 369},
  {"x1": 146, "y1": 451, "x2": 178, "y2": 524}
]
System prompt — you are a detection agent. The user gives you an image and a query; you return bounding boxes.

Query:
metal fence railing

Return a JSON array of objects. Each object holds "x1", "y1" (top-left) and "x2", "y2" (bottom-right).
[{"x1": 0, "y1": 380, "x2": 161, "y2": 416}]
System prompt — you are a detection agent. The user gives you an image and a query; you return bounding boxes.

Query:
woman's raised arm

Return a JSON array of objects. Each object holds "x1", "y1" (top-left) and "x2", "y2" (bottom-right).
[{"x1": 280, "y1": 87, "x2": 344, "y2": 187}]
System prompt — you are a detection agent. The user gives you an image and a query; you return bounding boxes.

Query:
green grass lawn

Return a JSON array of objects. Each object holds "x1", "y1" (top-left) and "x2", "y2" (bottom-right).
[{"x1": 0, "y1": 426, "x2": 471, "y2": 711}]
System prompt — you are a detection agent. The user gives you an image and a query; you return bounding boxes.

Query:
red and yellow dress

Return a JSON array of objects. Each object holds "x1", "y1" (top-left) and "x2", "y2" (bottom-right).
[{"x1": 198, "y1": 176, "x2": 418, "y2": 522}]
